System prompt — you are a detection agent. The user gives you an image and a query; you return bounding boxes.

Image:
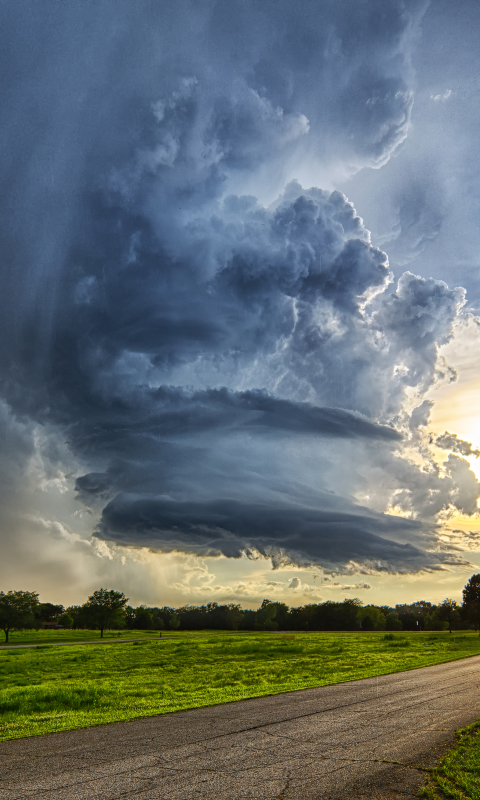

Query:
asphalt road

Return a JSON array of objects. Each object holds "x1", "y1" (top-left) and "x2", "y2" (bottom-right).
[{"x1": 3, "y1": 655, "x2": 480, "y2": 800}]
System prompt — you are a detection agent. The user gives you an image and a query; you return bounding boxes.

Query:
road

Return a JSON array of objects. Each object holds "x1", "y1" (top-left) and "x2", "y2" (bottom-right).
[{"x1": 2, "y1": 655, "x2": 480, "y2": 800}]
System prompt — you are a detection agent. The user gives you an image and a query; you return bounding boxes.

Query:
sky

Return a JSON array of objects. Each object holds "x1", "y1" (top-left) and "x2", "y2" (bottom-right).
[{"x1": 1, "y1": 0, "x2": 480, "y2": 610}]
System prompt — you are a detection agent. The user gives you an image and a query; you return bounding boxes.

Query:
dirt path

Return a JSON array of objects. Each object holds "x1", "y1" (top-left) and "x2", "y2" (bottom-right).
[{"x1": 3, "y1": 655, "x2": 480, "y2": 799}]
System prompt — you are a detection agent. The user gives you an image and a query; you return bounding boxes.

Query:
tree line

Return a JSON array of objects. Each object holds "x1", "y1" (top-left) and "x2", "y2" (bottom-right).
[{"x1": 2, "y1": 575, "x2": 480, "y2": 642}]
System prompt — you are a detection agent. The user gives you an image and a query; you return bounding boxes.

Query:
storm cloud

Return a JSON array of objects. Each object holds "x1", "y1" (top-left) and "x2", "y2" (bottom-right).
[
  {"x1": 98, "y1": 495, "x2": 456, "y2": 574},
  {"x1": 0, "y1": 0, "x2": 477, "y2": 588}
]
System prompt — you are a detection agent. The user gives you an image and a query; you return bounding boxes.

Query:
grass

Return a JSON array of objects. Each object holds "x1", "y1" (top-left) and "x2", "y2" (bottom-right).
[
  {"x1": 0, "y1": 628, "x2": 213, "y2": 646},
  {"x1": 1, "y1": 631, "x2": 480, "y2": 742},
  {"x1": 421, "y1": 721, "x2": 480, "y2": 799}
]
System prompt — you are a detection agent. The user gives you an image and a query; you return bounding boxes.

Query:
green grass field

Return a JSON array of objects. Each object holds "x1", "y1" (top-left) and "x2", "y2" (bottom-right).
[
  {"x1": 1, "y1": 630, "x2": 480, "y2": 742},
  {"x1": 0, "y1": 628, "x2": 241, "y2": 646},
  {"x1": 421, "y1": 721, "x2": 480, "y2": 799}
]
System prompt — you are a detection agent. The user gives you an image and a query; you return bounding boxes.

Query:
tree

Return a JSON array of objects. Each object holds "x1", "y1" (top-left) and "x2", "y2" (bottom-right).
[
  {"x1": 0, "y1": 590, "x2": 39, "y2": 643},
  {"x1": 255, "y1": 600, "x2": 279, "y2": 631},
  {"x1": 134, "y1": 606, "x2": 154, "y2": 630},
  {"x1": 357, "y1": 605, "x2": 386, "y2": 631},
  {"x1": 66, "y1": 605, "x2": 90, "y2": 629},
  {"x1": 169, "y1": 612, "x2": 180, "y2": 630},
  {"x1": 272, "y1": 602, "x2": 290, "y2": 630},
  {"x1": 36, "y1": 602, "x2": 64, "y2": 624},
  {"x1": 437, "y1": 599, "x2": 460, "y2": 633},
  {"x1": 463, "y1": 575, "x2": 480, "y2": 634},
  {"x1": 423, "y1": 610, "x2": 447, "y2": 631},
  {"x1": 385, "y1": 612, "x2": 402, "y2": 631},
  {"x1": 82, "y1": 589, "x2": 128, "y2": 637}
]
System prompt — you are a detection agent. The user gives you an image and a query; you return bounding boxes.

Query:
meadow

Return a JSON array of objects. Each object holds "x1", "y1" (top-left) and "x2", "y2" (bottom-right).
[
  {"x1": 2, "y1": 630, "x2": 480, "y2": 742},
  {"x1": 1, "y1": 628, "x2": 234, "y2": 646},
  {"x1": 421, "y1": 720, "x2": 480, "y2": 800}
]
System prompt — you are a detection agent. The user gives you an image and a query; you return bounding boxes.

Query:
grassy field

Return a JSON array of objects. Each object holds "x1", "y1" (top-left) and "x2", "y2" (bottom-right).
[
  {"x1": 1, "y1": 630, "x2": 480, "y2": 742},
  {"x1": 0, "y1": 628, "x2": 242, "y2": 646},
  {"x1": 421, "y1": 720, "x2": 480, "y2": 799}
]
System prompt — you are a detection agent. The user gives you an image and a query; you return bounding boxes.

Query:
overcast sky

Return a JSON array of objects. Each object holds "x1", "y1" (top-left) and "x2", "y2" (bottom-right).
[{"x1": 2, "y1": 0, "x2": 480, "y2": 609}]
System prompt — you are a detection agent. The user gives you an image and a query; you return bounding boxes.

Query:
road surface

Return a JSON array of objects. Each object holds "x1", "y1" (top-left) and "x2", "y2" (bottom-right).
[{"x1": 2, "y1": 655, "x2": 480, "y2": 799}]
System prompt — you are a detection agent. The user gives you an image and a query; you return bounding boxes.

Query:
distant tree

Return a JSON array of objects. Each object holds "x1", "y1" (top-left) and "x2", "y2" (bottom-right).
[
  {"x1": 398, "y1": 611, "x2": 422, "y2": 631},
  {"x1": 463, "y1": 575, "x2": 480, "y2": 634},
  {"x1": 423, "y1": 610, "x2": 447, "y2": 631},
  {"x1": 273, "y1": 602, "x2": 290, "y2": 630},
  {"x1": 224, "y1": 604, "x2": 241, "y2": 630},
  {"x1": 0, "y1": 590, "x2": 39, "y2": 643},
  {"x1": 124, "y1": 605, "x2": 136, "y2": 629},
  {"x1": 82, "y1": 589, "x2": 128, "y2": 638},
  {"x1": 357, "y1": 605, "x2": 386, "y2": 631},
  {"x1": 152, "y1": 612, "x2": 165, "y2": 631},
  {"x1": 66, "y1": 605, "x2": 90, "y2": 629},
  {"x1": 152, "y1": 606, "x2": 175, "y2": 630},
  {"x1": 134, "y1": 606, "x2": 154, "y2": 630},
  {"x1": 385, "y1": 612, "x2": 402, "y2": 631},
  {"x1": 297, "y1": 599, "x2": 362, "y2": 631},
  {"x1": 361, "y1": 614, "x2": 374, "y2": 630},
  {"x1": 36, "y1": 602, "x2": 64, "y2": 624},
  {"x1": 338, "y1": 599, "x2": 363, "y2": 630},
  {"x1": 437, "y1": 599, "x2": 460, "y2": 633},
  {"x1": 255, "y1": 600, "x2": 279, "y2": 631},
  {"x1": 169, "y1": 612, "x2": 180, "y2": 630},
  {"x1": 242, "y1": 610, "x2": 256, "y2": 630},
  {"x1": 58, "y1": 612, "x2": 73, "y2": 628}
]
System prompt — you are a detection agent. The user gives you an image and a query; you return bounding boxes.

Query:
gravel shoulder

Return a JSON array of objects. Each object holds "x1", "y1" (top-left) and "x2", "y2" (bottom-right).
[{"x1": 2, "y1": 655, "x2": 480, "y2": 799}]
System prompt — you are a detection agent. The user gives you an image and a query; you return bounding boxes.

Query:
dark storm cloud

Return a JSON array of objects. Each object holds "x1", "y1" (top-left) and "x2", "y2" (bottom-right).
[
  {"x1": 71, "y1": 387, "x2": 401, "y2": 443},
  {"x1": 1, "y1": 0, "x2": 473, "y2": 577},
  {"x1": 97, "y1": 494, "x2": 457, "y2": 574}
]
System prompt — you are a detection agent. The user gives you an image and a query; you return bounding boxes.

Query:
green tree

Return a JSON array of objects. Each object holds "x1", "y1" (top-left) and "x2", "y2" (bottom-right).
[
  {"x1": 0, "y1": 590, "x2": 39, "y2": 643},
  {"x1": 255, "y1": 600, "x2": 279, "y2": 631},
  {"x1": 36, "y1": 602, "x2": 64, "y2": 624},
  {"x1": 82, "y1": 589, "x2": 128, "y2": 638},
  {"x1": 124, "y1": 605, "x2": 136, "y2": 629},
  {"x1": 463, "y1": 575, "x2": 480, "y2": 634},
  {"x1": 58, "y1": 612, "x2": 74, "y2": 628},
  {"x1": 169, "y1": 612, "x2": 180, "y2": 630},
  {"x1": 272, "y1": 602, "x2": 290, "y2": 630},
  {"x1": 423, "y1": 611, "x2": 447, "y2": 631},
  {"x1": 437, "y1": 599, "x2": 460, "y2": 633},
  {"x1": 152, "y1": 612, "x2": 165, "y2": 631},
  {"x1": 357, "y1": 605, "x2": 386, "y2": 631},
  {"x1": 134, "y1": 606, "x2": 154, "y2": 630},
  {"x1": 385, "y1": 612, "x2": 402, "y2": 631},
  {"x1": 66, "y1": 605, "x2": 90, "y2": 629}
]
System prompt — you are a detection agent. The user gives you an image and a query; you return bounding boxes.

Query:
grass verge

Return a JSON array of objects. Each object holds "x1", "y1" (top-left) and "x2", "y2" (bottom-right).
[
  {"x1": 420, "y1": 721, "x2": 480, "y2": 799},
  {"x1": 1, "y1": 631, "x2": 480, "y2": 742}
]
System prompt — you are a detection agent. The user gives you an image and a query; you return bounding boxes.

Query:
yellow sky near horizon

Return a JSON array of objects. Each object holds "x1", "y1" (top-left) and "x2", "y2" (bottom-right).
[{"x1": 428, "y1": 317, "x2": 480, "y2": 483}]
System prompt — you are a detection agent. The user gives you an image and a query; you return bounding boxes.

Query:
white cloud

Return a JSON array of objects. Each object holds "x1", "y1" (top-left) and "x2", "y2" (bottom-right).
[{"x1": 430, "y1": 89, "x2": 452, "y2": 102}]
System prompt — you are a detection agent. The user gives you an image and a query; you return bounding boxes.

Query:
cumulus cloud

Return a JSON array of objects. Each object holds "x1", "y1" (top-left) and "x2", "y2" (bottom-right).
[{"x1": 433, "y1": 432, "x2": 480, "y2": 458}]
